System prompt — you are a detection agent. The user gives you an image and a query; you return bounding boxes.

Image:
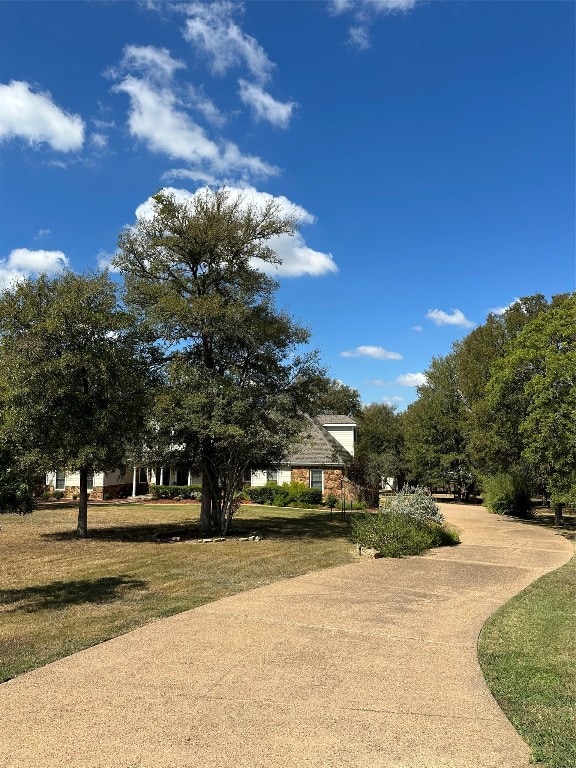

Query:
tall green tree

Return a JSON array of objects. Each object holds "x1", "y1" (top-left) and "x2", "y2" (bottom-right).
[
  {"x1": 483, "y1": 294, "x2": 576, "y2": 521},
  {"x1": 356, "y1": 403, "x2": 404, "y2": 493},
  {"x1": 0, "y1": 272, "x2": 154, "y2": 537},
  {"x1": 402, "y1": 354, "x2": 471, "y2": 494},
  {"x1": 306, "y1": 376, "x2": 362, "y2": 417},
  {"x1": 114, "y1": 189, "x2": 320, "y2": 535}
]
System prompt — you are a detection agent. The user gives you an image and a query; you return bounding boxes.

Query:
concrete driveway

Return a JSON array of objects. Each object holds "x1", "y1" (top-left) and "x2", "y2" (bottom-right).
[{"x1": 0, "y1": 503, "x2": 572, "y2": 768}]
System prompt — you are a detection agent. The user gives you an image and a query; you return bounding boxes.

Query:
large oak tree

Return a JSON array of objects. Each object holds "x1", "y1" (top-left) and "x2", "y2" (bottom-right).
[{"x1": 114, "y1": 188, "x2": 320, "y2": 535}]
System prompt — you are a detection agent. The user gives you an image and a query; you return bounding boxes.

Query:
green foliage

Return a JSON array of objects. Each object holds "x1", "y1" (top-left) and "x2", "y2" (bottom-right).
[
  {"x1": 52, "y1": 491, "x2": 64, "y2": 500},
  {"x1": 0, "y1": 272, "x2": 155, "y2": 536},
  {"x1": 306, "y1": 375, "x2": 362, "y2": 417},
  {"x1": 150, "y1": 485, "x2": 202, "y2": 500},
  {"x1": 402, "y1": 354, "x2": 471, "y2": 489},
  {"x1": 115, "y1": 189, "x2": 321, "y2": 536},
  {"x1": 356, "y1": 403, "x2": 405, "y2": 491},
  {"x1": 481, "y1": 473, "x2": 534, "y2": 518},
  {"x1": 351, "y1": 511, "x2": 459, "y2": 558},
  {"x1": 0, "y1": 455, "x2": 35, "y2": 514},
  {"x1": 245, "y1": 481, "x2": 322, "y2": 507},
  {"x1": 324, "y1": 493, "x2": 338, "y2": 509},
  {"x1": 381, "y1": 485, "x2": 445, "y2": 524}
]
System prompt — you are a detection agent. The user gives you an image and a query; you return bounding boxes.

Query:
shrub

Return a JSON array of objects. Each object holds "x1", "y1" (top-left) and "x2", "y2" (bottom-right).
[
  {"x1": 381, "y1": 485, "x2": 444, "y2": 524},
  {"x1": 40, "y1": 491, "x2": 51, "y2": 501},
  {"x1": 1, "y1": 479, "x2": 35, "y2": 514},
  {"x1": 324, "y1": 493, "x2": 338, "y2": 510},
  {"x1": 52, "y1": 491, "x2": 64, "y2": 500},
  {"x1": 482, "y1": 473, "x2": 533, "y2": 518},
  {"x1": 245, "y1": 484, "x2": 277, "y2": 504},
  {"x1": 150, "y1": 484, "x2": 202, "y2": 500},
  {"x1": 351, "y1": 510, "x2": 459, "y2": 558},
  {"x1": 245, "y1": 481, "x2": 322, "y2": 507}
]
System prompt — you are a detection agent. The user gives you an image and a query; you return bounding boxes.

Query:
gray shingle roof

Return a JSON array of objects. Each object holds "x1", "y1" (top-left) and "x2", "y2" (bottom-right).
[
  {"x1": 315, "y1": 414, "x2": 357, "y2": 426},
  {"x1": 286, "y1": 415, "x2": 352, "y2": 467}
]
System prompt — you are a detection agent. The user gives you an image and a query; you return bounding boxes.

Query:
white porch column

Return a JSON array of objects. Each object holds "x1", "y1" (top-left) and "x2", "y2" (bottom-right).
[{"x1": 132, "y1": 466, "x2": 137, "y2": 497}]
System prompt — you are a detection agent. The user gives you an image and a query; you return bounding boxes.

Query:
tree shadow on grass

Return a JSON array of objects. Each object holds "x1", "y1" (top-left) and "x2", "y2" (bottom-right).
[
  {"x1": 40, "y1": 510, "x2": 351, "y2": 543},
  {"x1": 0, "y1": 575, "x2": 147, "y2": 613},
  {"x1": 232, "y1": 509, "x2": 352, "y2": 541},
  {"x1": 42, "y1": 522, "x2": 199, "y2": 543}
]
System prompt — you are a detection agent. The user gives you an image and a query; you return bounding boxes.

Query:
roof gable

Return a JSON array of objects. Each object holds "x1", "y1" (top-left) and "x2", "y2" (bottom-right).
[{"x1": 286, "y1": 414, "x2": 353, "y2": 467}]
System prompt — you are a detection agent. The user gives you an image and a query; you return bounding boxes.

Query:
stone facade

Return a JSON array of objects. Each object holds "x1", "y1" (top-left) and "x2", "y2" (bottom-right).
[
  {"x1": 290, "y1": 468, "x2": 309, "y2": 486},
  {"x1": 49, "y1": 483, "x2": 133, "y2": 501},
  {"x1": 290, "y1": 467, "x2": 358, "y2": 502},
  {"x1": 323, "y1": 468, "x2": 357, "y2": 502}
]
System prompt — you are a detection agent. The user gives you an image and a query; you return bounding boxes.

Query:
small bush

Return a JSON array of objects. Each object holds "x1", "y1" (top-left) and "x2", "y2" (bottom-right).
[
  {"x1": 40, "y1": 491, "x2": 51, "y2": 501},
  {"x1": 324, "y1": 493, "x2": 338, "y2": 509},
  {"x1": 245, "y1": 484, "x2": 277, "y2": 504},
  {"x1": 52, "y1": 491, "x2": 64, "y2": 500},
  {"x1": 245, "y1": 482, "x2": 322, "y2": 507},
  {"x1": 351, "y1": 510, "x2": 459, "y2": 558},
  {"x1": 482, "y1": 473, "x2": 533, "y2": 518},
  {"x1": 381, "y1": 485, "x2": 444, "y2": 524},
  {"x1": 150, "y1": 484, "x2": 202, "y2": 500}
]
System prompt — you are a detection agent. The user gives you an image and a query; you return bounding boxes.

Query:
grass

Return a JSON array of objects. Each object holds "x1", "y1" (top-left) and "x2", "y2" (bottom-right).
[
  {"x1": 0, "y1": 501, "x2": 355, "y2": 682},
  {"x1": 478, "y1": 514, "x2": 576, "y2": 768}
]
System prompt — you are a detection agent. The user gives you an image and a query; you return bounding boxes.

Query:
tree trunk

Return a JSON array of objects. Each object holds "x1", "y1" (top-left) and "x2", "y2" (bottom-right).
[
  {"x1": 554, "y1": 502, "x2": 564, "y2": 527},
  {"x1": 77, "y1": 467, "x2": 89, "y2": 538},
  {"x1": 200, "y1": 464, "x2": 213, "y2": 536}
]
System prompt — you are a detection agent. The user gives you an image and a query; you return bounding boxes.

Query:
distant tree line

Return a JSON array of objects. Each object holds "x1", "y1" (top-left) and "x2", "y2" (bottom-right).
[{"x1": 401, "y1": 293, "x2": 575, "y2": 522}]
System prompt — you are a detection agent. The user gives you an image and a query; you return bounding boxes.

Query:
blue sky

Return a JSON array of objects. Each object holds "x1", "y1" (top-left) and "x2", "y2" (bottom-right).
[{"x1": 1, "y1": 1, "x2": 574, "y2": 409}]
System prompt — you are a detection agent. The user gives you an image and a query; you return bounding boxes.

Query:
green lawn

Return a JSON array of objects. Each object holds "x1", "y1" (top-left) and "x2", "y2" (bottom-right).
[
  {"x1": 0, "y1": 501, "x2": 355, "y2": 682},
  {"x1": 478, "y1": 516, "x2": 575, "y2": 768}
]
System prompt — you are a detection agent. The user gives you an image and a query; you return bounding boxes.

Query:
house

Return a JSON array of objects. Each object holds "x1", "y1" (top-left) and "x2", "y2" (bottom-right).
[
  {"x1": 248, "y1": 414, "x2": 358, "y2": 502},
  {"x1": 45, "y1": 467, "x2": 140, "y2": 500},
  {"x1": 45, "y1": 414, "x2": 359, "y2": 502}
]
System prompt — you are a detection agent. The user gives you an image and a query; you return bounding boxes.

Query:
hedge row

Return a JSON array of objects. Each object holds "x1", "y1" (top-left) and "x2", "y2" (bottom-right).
[
  {"x1": 150, "y1": 484, "x2": 202, "y2": 500},
  {"x1": 245, "y1": 482, "x2": 322, "y2": 507}
]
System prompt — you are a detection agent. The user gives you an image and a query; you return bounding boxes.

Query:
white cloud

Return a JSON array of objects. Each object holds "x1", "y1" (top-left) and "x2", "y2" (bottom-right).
[
  {"x1": 382, "y1": 396, "x2": 405, "y2": 405},
  {"x1": 182, "y1": 1, "x2": 274, "y2": 83},
  {"x1": 412, "y1": 324, "x2": 423, "y2": 332},
  {"x1": 489, "y1": 299, "x2": 520, "y2": 316},
  {"x1": 96, "y1": 250, "x2": 120, "y2": 273},
  {"x1": 396, "y1": 372, "x2": 427, "y2": 387},
  {"x1": 112, "y1": 46, "x2": 277, "y2": 182},
  {"x1": 341, "y1": 345, "x2": 402, "y2": 360},
  {"x1": 116, "y1": 45, "x2": 186, "y2": 82},
  {"x1": 134, "y1": 185, "x2": 337, "y2": 278},
  {"x1": 330, "y1": 0, "x2": 417, "y2": 50},
  {"x1": 348, "y1": 26, "x2": 370, "y2": 50},
  {"x1": 426, "y1": 308, "x2": 475, "y2": 328},
  {"x1": 34, "y1": 229, "x2": 51, "y2": 240},
  {"x1": 90, "y1": 133, "x2": 108, "y2": 150},
  {"x1": 187, "y1": 85, "x2": 226, "y2": 127},
  {"x1": 0, "y1": 248, "x2": 69, "y2": 288},
  {"x1": 238, "y1": 80, "x2": 295, "y2": 128},
  {"x1": 0, "y1": 80, "x2": 84, "y2": 152}
]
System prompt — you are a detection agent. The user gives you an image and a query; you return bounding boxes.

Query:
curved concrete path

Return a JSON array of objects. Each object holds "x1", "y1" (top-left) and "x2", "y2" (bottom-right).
[{"x1": 0, "y1": 504, "x2": 573, "y2": 768}]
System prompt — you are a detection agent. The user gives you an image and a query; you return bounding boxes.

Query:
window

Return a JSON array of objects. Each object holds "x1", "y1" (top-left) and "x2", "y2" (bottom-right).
[
  {"x1": 138, "y1": 466, "x2": 148, "y2": 483},
  {"x1": 55, "y1": 470, "x2": 65, "y2": 490},
  {"x1": 243, "y1": 467, "x2": 252, "y2": 483},
  {"x1": 310, "y1": 469, "x2": 323, "y2": 490},
  {"x1": 266, "y1": 470, "x2": 277, "y2": 483},
  {"x1": 176, "y1": 467, "x2": 189, "y2": 486},
  {"x1": 87, "y1": 472, "x2": 94, "y2": 491}
]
